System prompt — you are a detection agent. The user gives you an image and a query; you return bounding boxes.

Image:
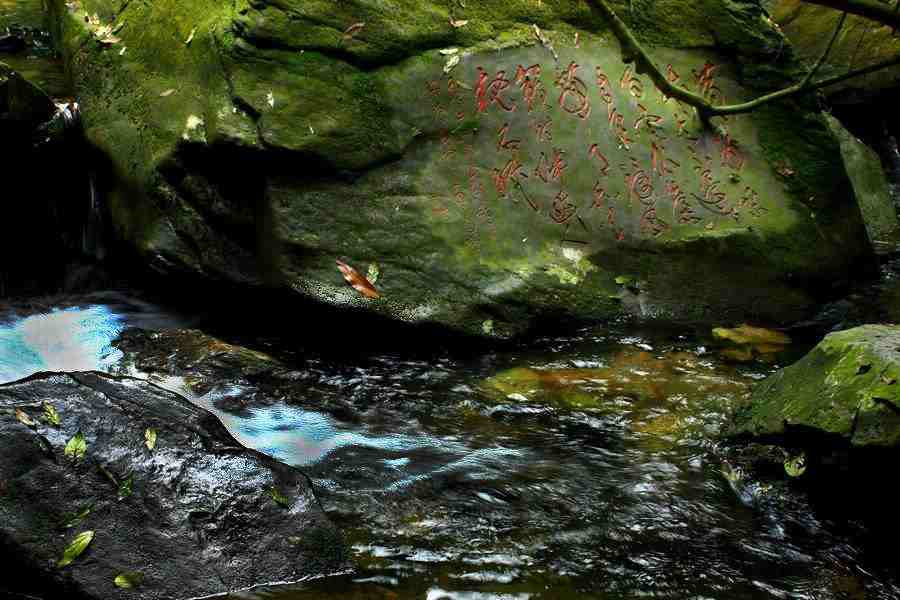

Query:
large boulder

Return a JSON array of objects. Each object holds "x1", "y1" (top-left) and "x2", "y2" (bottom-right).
[
  {"x1": 730, "y1": 324, "x2": 900, "y2": 448},
  {"x1": 47, "y1": 0, "x2": 874, "y2": 336},
  {"x1": 0, "y1": 371, "x2": 348, "y2": 600}
]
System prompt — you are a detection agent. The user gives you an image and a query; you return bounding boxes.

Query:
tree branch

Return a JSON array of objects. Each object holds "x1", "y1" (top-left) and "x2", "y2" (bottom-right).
[
  {"x1": 588, "y1": 0, "x2": 900, "y2": 123},
  {"x1": 802, "y1": 0, "x2": 900, "y2": 29}
]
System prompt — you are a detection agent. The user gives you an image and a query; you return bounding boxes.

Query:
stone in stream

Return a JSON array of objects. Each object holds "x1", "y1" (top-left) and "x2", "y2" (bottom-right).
[
  {"x1": 0, "y1": 371, "x2": 349, "y2": 600},
  {"x1": 0, "y1": 33, "x2": 27, "y2": 54},
  {"x1": 46, "y1": 0, "x2": 875, "y2": 337},
  {"x1": 730, "y1": 324, "x2": 900, "y2": 448}
]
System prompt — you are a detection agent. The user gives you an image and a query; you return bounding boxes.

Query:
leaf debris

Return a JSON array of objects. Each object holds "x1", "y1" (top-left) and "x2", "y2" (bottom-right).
[
  {"x1": 58, "y1": 531, "x2": 94, "y2": 568},
  {"x1": 336, "y1": 260, "x2": 380, "y2": 299},
  {"x1": 64, "y1": 431, "x2": 87, "y2": 462}
]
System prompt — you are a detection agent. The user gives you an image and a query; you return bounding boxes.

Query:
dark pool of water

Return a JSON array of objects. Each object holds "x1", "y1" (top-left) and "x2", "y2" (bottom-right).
[{"x1": 2, "y1": 293, "x2": 898, "y2": 600}]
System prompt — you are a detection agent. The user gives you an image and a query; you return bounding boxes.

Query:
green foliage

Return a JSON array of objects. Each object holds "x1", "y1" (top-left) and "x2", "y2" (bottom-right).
[
  {"x1": 42, "y1": 401, "x2": 60, "y2": 427},
  {"x1": 64, "y1": 432, "x2": 87, "y2": 462},
  {"x1": 114, "y1": 571, "x2": 144, "y2": 589},
  {"x1": 269, "y1": 486, "x2": 290, "y2": 508},
  {"x1": 58, "y1": 531, "x2": 94, "y2": 568}
]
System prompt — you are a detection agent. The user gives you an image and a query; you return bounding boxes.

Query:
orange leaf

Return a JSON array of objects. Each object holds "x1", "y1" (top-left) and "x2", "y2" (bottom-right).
[{"x1": 336, "y1": 260, "x2": 380, "y2": 299}]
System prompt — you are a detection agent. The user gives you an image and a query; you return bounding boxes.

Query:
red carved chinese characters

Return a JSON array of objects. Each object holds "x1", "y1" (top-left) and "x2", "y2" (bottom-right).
[
  {"x1": 514, "y1": 64, "x2": 547, "y2": 112},
  {"x1": 589, "y1": 144, "x2": 610, "y2": 176},
  {"x1": 496, "y1": 124, "x2": 521, "y2": 152},
  {"x1": 476, "y1": 68, "x2": 516, "y2": 113},
  {"x1": 555, "y1": 62, "x2": 591, "y2": 120},
  {"x1": 550, "y1": 191, "x2": 577, "y2": 224}
]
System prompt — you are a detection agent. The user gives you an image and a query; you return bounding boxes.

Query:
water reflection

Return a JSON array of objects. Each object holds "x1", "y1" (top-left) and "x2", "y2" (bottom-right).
[{"x1": 0, "y1": 305, "x2": 124, "y2": 383}]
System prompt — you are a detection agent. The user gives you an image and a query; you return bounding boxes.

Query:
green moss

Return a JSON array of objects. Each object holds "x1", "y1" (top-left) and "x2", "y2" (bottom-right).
[{"x1": 731, "y1": 325, "x2": 900, "y2": 447}]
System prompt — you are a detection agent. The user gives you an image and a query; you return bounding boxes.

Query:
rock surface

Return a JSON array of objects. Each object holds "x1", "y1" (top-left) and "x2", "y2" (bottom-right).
[
  {"x1": 47, "y1": 0, "x2": 874, "y2": 336},
  {"x1": 0, "y1": 60, "x2": 56, "y2": 125},
  {"x1": 825, "y1": 114, "x2": 900, "y2": 247},
  {"x1": 0, "y1": 371, "x2": 348, "y2": 600},
  {"x1": 730, "y1": 324, "x2": 900, "y2": 448}
]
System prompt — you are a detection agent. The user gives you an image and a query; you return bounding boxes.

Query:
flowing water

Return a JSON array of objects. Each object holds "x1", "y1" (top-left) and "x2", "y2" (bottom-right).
[
  {"x1": 1, "y1": 0, "x2": 68, "y2": 98},
  {"x1": 1, "y1": 293, "x2": 898, "y2": 600}
]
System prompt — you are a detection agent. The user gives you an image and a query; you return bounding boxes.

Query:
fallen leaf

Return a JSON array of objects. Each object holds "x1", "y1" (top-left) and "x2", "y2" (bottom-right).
[
  {"x1": 64, "y1": 505, "x2": 92, "y2": 529},
  {"x1": 366, "y1": 263, "x2": 380, "y2": 284},
  {"x1": 119, "y1": 46, "x2": 127, "y2": 56},
  {"x1": 343, "y1": 22, "x2": 366, "y2": 40},
  {"x1": 439, "y1": 47, "x2": 459, "y2": 55},
  {"x1": 97, "y1": 35, "x2": 121, "y2": 45},
  {"x1": 267, "y1": 91, "x2": 275, "y2": 108},
  {"x1": 776, "y1": 163, "x2": 795, "y2": 178},
  {"x1": 15, "y1": 408, "x2": 36, "y2": 428},
  {"x1": 58, "y1": 531, "x2": 94, "y2": 568},
  {"x1": 269, "y1": 486, "x2": 290, "y2": 508},
  {"x1": 112, "y1": 20, "x2": 126, "y2": 33},
  {"x1": 443, "y1": 54, "x2": 461, "y2": 74},
  {"x1": 185, "y1": 27, "x2": 197, "y2": 45},
  {"x1": 42, "y1": 402, "x2": 61, "y2": 427},
  {"x1": 784, "y1": 453, "x2": 806, "y2": 477},
  {"x1": 144, "y1": 428, "x2": 157, "y2": 451},
  {"x1": 117, "y1": 472, "x2": 134, "y2": 499},
  {"x1": 449, "y1": 18, "x2": 469, "y2": 28},
  {"x1": 114, "y1": 572, "x2": 144, "y2": 589},
  {"x1": 160, "y1": 89, "x2": 176, "y2": 97},
  {"x1": 336, "y1": 259, "x2": 380, "y2": 299},
  {"x1": 64, "y1": 431, "x2": 87, "y2": 462}
]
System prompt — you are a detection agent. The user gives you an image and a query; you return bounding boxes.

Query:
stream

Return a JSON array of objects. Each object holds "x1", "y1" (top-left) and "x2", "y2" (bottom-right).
[
  {"x1": 1, "y1": 290, "x2": 899, "y2": 600},
  {"x1": 5, "y1": 1, "x2": 900, "y2": 597}
]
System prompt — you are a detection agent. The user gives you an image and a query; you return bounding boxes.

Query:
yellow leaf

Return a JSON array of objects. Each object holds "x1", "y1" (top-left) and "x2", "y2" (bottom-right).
[
  {"x1": 449, "y1": 18, "x2": 469, "y2": 28},
  {"x1": 15, "y1": 408, "x2": 36, "y2": 428},
  {"x1": 185, "y1": 27, "x2": 197, "y2": 45},
  {"x1": 160, "y1": 89, "x2": 176, "y2": 97}
]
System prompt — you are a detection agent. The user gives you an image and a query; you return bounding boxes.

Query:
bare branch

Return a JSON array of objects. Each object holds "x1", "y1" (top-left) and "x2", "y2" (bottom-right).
[
  {"x1": 802, "y1": 0, "x2": 900, "y2": 29},
  {"x1": 588, "y1": 0, "x2": 900, "y2": 123}
]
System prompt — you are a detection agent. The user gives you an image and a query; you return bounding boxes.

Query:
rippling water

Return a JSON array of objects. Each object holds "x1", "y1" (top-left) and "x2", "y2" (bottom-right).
[{"x1": 1, "y1": 297, "x2": 898, "y2": 599}]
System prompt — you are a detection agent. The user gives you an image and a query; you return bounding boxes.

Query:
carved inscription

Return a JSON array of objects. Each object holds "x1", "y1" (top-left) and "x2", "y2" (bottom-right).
[{"x1": 426, "y1": 48, "x2": 768, "y2": 251}]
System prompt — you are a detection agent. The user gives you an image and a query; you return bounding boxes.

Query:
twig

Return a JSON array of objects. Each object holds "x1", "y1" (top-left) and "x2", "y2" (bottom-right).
[{"x1": 589, "y1": 0, "x2": 900, "y2": 123}]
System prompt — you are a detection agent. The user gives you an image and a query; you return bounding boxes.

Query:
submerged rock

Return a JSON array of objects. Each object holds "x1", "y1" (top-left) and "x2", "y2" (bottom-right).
[
  {"x1": 46, "y1": 0, "x2": 874, "y2": 336},
  {"x1": 0, "y1": 371, "x2": 348, "y2": 600},
  {"x1": 730, "y1": 324, "x2": 900, "y2": 448}
]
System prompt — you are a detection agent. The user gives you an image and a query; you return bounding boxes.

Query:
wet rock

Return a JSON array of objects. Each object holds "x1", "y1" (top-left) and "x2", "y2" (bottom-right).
[
  {"x1": 0, "y1": 61, "x2": 56, "y2": 126},
  {"x1": 730, "y1": 324, "x2": 900, "y2": 448},
  {"x1": 0, "y1": 34, "x2": 26, "y2": 54},
  {"x1": 0, "y1": 371, "x2": 349, "y2": 600},
  {"x1": 712, "y1": 323, "x2": 792, "y2": 362},
  {"x1": 45, "y1": 0, "x2": 873, "y2": 337}
]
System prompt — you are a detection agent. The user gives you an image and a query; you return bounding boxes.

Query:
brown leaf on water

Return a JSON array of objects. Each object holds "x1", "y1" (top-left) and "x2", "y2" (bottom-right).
[
  {"x1": 343, "y1": 22, "x2": 366, "y2": 40},
  {"x1": 336, "y1": 260, "x2": 380, "y2": 299}
]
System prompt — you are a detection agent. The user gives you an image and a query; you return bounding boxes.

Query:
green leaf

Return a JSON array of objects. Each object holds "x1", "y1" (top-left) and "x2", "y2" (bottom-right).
[
  {"x1": 42, "y1": 402, "x2": 61, "y2": 427},
  {"x1": 784, "y1": 453, "x2": 807, "y2": 478},
  {"x1": 614, "y1": 275, "x2": 634, "y2": 286},
  {"x1": 268, "y1": 486, "x2": 290, "y2": 508},
  {"x1": 482, "y1": 319, "x2": 494, "y2": 335},
  {"x1": 144, "y1": 428, "x2": 157, "y2": 451},
  {"x1": 117, "y1": 472, "x2": 134, "y2": 499},
  {"x1": 58, "y1": 530, "x2": 94, "y2": 568},
  {"x1": 366, "y1": 263, "x2": 380, "y2": 285},
  {"x1": 64, "y1": 431, "x2": 87, "y2": 461},
  {"x1": 64, "y1": 505, "x2": 92, "y2": 529},
  {"x1": 114, "y1": 571, "x2": 144, "y2": 589}
]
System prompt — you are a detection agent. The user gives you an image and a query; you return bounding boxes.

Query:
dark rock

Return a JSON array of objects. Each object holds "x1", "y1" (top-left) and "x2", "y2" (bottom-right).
[
  {"x1": 0, "y1": 371, "x2": 349, "y2": 600},
  {"x1": 0, "y1": 62, "x2": 55, "y2": 126},
  {"x1": 0, "y1": 34, "x2": 26, "y2": 54}
]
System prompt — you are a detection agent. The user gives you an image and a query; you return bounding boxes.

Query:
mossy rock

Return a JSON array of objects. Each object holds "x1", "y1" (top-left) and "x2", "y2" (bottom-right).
[
  {"x1": 769, "y1": 0, "x2": 900, "y2": 97},
  {"x1": 47, "y1": 0, "x2": 874, "y2": 337},
  {"x1": 825, "y1": 114, "x2": 900, "y2": 247},
  {"x1": 730, "y1": 324, "x2": 900, "y2": 448}
]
